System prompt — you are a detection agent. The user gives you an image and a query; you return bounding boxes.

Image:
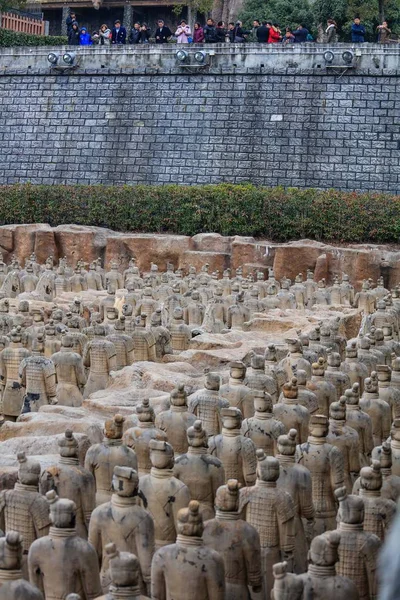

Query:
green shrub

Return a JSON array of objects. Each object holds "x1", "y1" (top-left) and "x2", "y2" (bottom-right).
[
  {"x1": 0, "y1": 28, "x2": 67, "y2": 46},
  {"x1": 0, "y1": 184, "x2": 399, "y2": 243}
]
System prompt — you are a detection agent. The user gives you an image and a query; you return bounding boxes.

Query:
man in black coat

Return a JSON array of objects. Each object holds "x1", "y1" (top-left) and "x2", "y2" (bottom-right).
[
  {"x1": 66, "y1": 11, "x2": 77, "y2": 35},
  {"x1": 129, "y1": 22, "x2": 141, "y2": 44},
  {"x1": 204, "y1": 18, "x2": 218, "y2": 42},
  {"x1": 112, "y1": 20, "x2": 127, "y2": 44},
  {"x1": 155, "y1": 19, "x2": 172, "y2": 43},
  {"x1": 257, "y1": 21, "x2": 270, "y2": 42}
]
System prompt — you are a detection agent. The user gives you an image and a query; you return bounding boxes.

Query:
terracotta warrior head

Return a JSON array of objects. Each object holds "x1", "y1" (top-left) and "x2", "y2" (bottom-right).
[
  {"x1": 251, "y1": 353, "x2": 265, "y2": 371},
  {"x1": 10, "y1": 327, "x2": 22, "y2": 345},
  {"x1": 277, "y1": 429, "x2": 297, "y2": 456},
  {"x1": 265, "y1": 344, "x2": 277, "y2": 362},
  {"x1": 345, "y1": 383, "x2": 360, "y2": 406},
  {"x1": 335, "y1": 487, "x2": 364, "y2": 524},
  {"x1": 329, "y1": 396, "x2": 347, "y2": 422},
  {"x1": 204, "y1": 371, "x2": 221, "y2": 391},
  {"x1": 149, "y1": 440, "x2": 174, "y2": 470},
  {"x1": 170, "y1": 384, "x2": 188, "y2": 408},
  {"x1": 360, "y1": 460, "x2": 382, "y2": 492},
  {"x1": 104, "y1": 543, "x2": 141, "y2": 594},
  {"x1": 221, "y1": 407, "x2": 242, "y2": 431},
  {"x1": 17, "y1": 451, "x2": 41, "y2": 487},
  {"x1": 309, "y1": 414, "x2": 329, "y2": 438},
  {"x1": 364, "y1": 372, "x2": 378, "y2": 394},
  {"x1": 112, "y1": 466, "x2": 139, "y2": 498},
  {"x1": 105, "y1": 414, "x2": 125, "y2": 440},
  {"x1": 256, "y1": 450, "x2": 280, "y2": 482},
  {"x1": 312, "y1": 358, "x2": 325, "y2": 377},
  {"x1": 187, "y1": 420, "x2": 208, "y2": 448},
  {"x1": 0, "y1": 531, "x2": 23, "y2": 572},
  {"x1": 229, "y1": 361, "x2": 246, "y2": 381},
  {"x1": 345, "y1": 342, "x2": 358, "y2": 359},
  {"x1": 254, "y1": 390, "x2": 273, "y2": 414},
  {"x1": 309, "y1": 531, "x2": 340, "y2": 566},
  {"x1": 136, "y1": 398, "x2": 155, "y2": 424},
  {"x1": 283, "y1": 378, "x2": 298, "y2": 401},
  {"x1": 177, "y1": 500, "x2": 203, "y2": 538},
  {"x1": 215, "y1": 479, "x2": 240, "y2": 513},
  {"x1": 58, "y1": 429, "x2": 79, "y2": 460},
  {"x1": 46, "y1": 491, "x2": 76, "y2": 529},
  {"x1": 150, "y1": 309, "x2": 162, "y2": 326}
]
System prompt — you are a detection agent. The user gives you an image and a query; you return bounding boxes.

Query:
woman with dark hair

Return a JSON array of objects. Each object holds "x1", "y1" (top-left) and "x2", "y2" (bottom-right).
[
  {"x1": 99, "y1": 23, "x2": 111, "y2": 45},
  {"x1": 268, "y1": 23, "x2": 281, "y2": 43},
  {"x1": 140, "y1": 23, "x2": 151, "y2": 43},
  {"x1": 325, "y1": 19, "x2": 338, "y2": 42},
  {"x1": 193, "y1": 22, "x2": 204, "y2": 43}
]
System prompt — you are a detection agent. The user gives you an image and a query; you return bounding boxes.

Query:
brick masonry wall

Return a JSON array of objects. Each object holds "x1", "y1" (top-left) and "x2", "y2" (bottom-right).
[{"x1": 0, "y1": 73, "x2": 399, "y2": 191}]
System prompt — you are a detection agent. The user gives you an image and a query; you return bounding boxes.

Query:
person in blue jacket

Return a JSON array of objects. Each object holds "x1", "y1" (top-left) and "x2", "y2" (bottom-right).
[
  {"x1": 79, "y1": 26, "x2": 92, "y2": 45},
  {"x1": 351, "y1": 17, "x2": 366, "y2": 42}
]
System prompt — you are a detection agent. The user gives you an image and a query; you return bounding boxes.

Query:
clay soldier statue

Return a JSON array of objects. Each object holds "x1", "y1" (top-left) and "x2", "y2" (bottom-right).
[
  {"x1": 149, "y1": 309, "x2": 172, "y2": 360},
  {"x1": 44, "y1": 321, "x2": 61, "y2": 358},
  {"x1": 132, "y1": 315, "x2": 157, "y2": 362},
  {"x1": 65, "y1": 313, "x2": 88, "y2": 355},
  {"x1": 376, "y1": 364, "x2": 400, "y2": 420},
  {"x1": 273, "y1": 378, "x2": 310, "y2": 444},
  {"x1": 174, "y1": 420, "x2": 225, "y2": 521},
  {"x1": 168, "y1": 307, "x2": 191, "y2": 352},
  {"x1": 359, "y1": 460, "x2": 396, "y2": 542},
  {"x1": 241, "y1": 389, "x2": 286, "y2": 456},
  {"x1": 227, "y1": 292, "x2": 250, "y2": 329},
  {"x1": 86, "y1": 261, "x2": 103, "y2": 291},
  {"x1": 83, "y1": 325, "x2": 117, "y2": 398},
  {"x1": 139, "y1": 440, "x2": 190, "y2": 550},
  {"x1": 0, "y1": 452, "x2": 50, "y2": 578},
  {"x1": 280, "y1": 338, "x2": 311, "y2": 381},
  {"x1": 325, "y1": 351, "x2": 351, "y2": 399},
  {"x1": 357, "y1": 336, "x2": 378, "y2": 375},
  {"x1": 245, "y1": 352, "x2": 278, "y2": 402},
  {"x1": 277, "y1": 279, "x2": 296, "y2": 310},
  {"x1": 296, "y1": 414, "x2": 344, "y2": 534},
  {"x1": 209, "y1": 407, "x2": 257, "y2": 487},
  {"x1": 40, "y1": 430, "x2": 96, "y2": 539},
  {"x1": 155, "y1": 385, "x2": 196, "y2": 455},
  {"x1": 20, "y1": 261, "x2": 39, "y2": 293},
  {"x1": 295, "y1": 369, "x2": 319, "y2": 414},
  {"x1": 28, "y1": 491, "x2": 102, "y2": 600},
  {"x1": 151, "y1": 500, "x2": 225, "y2": 600},
  {"x1": 121, "y1": 303, "x2": 136, "y2": 337},
  {"x1": 0, "y1": 532, "x2": 43, "y2": 599},
  {"x1": 380, "y1": 441, "x2": 400, "y2": 502},
  {"x1": 341, "y1": 341, "x2": 369, "y2": 393},
  {"x1": 240, "y1": 451, "x2": 295, "y2": 599},
  {"x1": 188, "y1": 371, "x2": 229, "y2": 438},
  {"x1": 105, "y1": 317, "x2": 134, "y2": 370},
  {"x1": 123, "y1": 399, "x2": 167, "y2": 476},
  {"x1": 69, "y1": 265, "x2": 88, "y2": 293},
  {"x1": 276, "y1": 430, "x2": 315, "y2": 574},
  {"x1": 334, "y1": 487, "x2": 381, "y2": 600},
  {"x1": 345, "y1": 383, "x2": 374, "y2": 467},
  {"x1": 360, "y1": 371, "x2": 391, "y2": 447},
  {"x1": 0, "y1": 326, "x2": 30, "y2": 420},
  {"x1": 219, "y1": 361, "x2": 255, "y2": 419},
  {"x1": 203, "y1": 479, "x2": 262, "y2": 599},
  {"x1": 327, "y1": 397, "x2": 361, "y2": 494},
  {"x1": 85, "y1": 414, "x2": 138, "y2": 506},
  {"x1": 51, "y1": 334, "x2": 87, "y2": 407},
  {"x1": 93, "y1": 542, "x2": 150, "y2": 600},
  {"x1": 89, "y1": 466, "x2": 154, "y2": 595},
  {"x1": 272, "y1": 532, "x2": 359, "y2": 600},
  {"x1": 19, "y1": 335, "x2": 57, "y2": 413},
  {"x1": 105, "y1": 261, "x2": 124, "y2": 294},
  {"x1": 307, "y1": 358, "x2": 337, "y2": 416}
]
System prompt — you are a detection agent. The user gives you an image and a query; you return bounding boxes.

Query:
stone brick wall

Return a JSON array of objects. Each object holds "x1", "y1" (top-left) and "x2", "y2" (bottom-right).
[{"x1": 0, "y1": 51, "x2": 399, "y2": 191}]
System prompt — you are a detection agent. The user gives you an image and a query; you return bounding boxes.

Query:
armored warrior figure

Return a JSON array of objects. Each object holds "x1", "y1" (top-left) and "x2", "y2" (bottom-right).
[
  {"x1": 188, "y1": 371, "x2": 229, "y2": 438},
  {"x1": 106, "y1": 319, "x2": 135, "y2": 370},
  {"x1": 0, "y1": 532, "x2": 43, "y2": 600},
  {"x1": 51, "y1": 334, "x2": 86, "y2": 407},
  {"x1": 241, "y1": 389, "x2": 286, "y2": 456},
  {"x1": 341, "y1": 341, "x2": 369, "y2": 393},
  {"x1": 0, "y1": 327, "x2": 30, "y2": 420},
  {"x1": 220, "y1": 361, "x2": 255, "y2": 420},
  {"x1": 307, "y1": 358, "x2": 337, "y2": 416},
  {"x1": 273, "y1": 378, "x2": 310, "y2": 444},
  {"x1": 132, "y1": 315, "x2": 157, "y2": 362},
  {"x1": 19, "y1": 335, "x2": 57, "y2": 413},
  {"x1": 155, "y1": 385, "x2": 196, "y2": 455},
  {"x1": 359, "y1": 460, "x2": 396, "y2": 542},
  {"x1": 360, "y1": 371, "x2": 391, "y2": 447},
  {"x1": 327, "y1": 397, "x2": 360, "y2": 494},
  {"x1": 244, "y1": 353, "x2": 278, "y2": 403},
  {"x1": 83, "y1": 325, "x2": 117, "y2": 398},
  {"x1": 345, "y1": 383, "x2": 374, "y2": 467},
  {"x1": 149, "y1": 309, "x2": 172, "y2": 360}
]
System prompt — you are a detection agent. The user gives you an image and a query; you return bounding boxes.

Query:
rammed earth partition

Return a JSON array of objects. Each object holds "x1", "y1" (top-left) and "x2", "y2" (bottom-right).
[{"x1": 0, "y1": 43, "x2": 399, "y2": 191}]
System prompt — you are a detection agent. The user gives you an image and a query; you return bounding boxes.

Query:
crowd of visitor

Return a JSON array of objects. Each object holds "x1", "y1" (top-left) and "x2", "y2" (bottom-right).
[{"x1": 66, "y1": 12, "x2": 394, "y2": 46}]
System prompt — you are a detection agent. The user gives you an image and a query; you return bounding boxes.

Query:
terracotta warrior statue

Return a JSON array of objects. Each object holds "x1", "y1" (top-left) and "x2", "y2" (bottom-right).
[
  {"x1": 334, "y1": 487, "x2": 381, "y2": 600},
  {"x1": 341, "y1": 341, "x2": 369, "y2": 393},
  {"x1": 245, "y1": 352, "x2": 278, "y2": 402},
  {"x1": 325, "y1": 351, "x2": 351, "y2": 400},
  {"x1": 132, "y1": 315, "x2": 157, "y2": 362},
  {"x1": 272, "y1": 532, "x2": 358, "y2": 600},
  {"x1": 359, "y1": 460, "x2": 396, "y2": 542},
  {"x1": 174, "y1": 420, "x2": 225, "y2": 521},
  {"x1": 208, "y1": 407, "x2": 257, "y2": 487},
  {"x1": 0, "y1": 532, "x2": 43, "y2": 599},
  {"x1": 155, "y1": 385, "x2": 196, "y2": 455},
  {"x1": 240, "y1": 451, "x2": 295, "y2": 599},
  {"x1": 151, "y1": 500, "x2": 225, "y2": 600},
  {"x1": 83, "y1": 325, "x2": 117, "y2": 398},
  {"x1": 85, "y1": 414, "x2": 138, "y2": 506},
  {"x1": 51, "y1": 334, "x2": 87, "y2": 407},
  {"x1": 0, "y1": 326, "x2": 30, "y2": 420},
  {"x1": 241, "y1": 389, "x2": 286, "y2": 456},
  {"x1": 307, "y1": 358, "x2": 337, "y2": 416},
  {"x1": 139, "y1": 440, "x2": 190, "y2": 550},
  {"x1": 296, "y1": 414, "x2": 344, "y2": 534},
  {"x1": 0, "y1": 452, "x2": 50, "y2": 578},
  {"x1": 89, "y1": 466, "x2": 154, "y2": 595},
  {"x1": 188, "y1": 371, "x2": 229, "y2": 438},
  {"x1": 276, "y1": 429, "x2": 315, "y2": 574},
  {"x1": 344, "y1": 382, "x2": 374, "y2": 467},
  {"x1": 168, "y1": 307, "x2": 191, "y2": 352},
  {"x1": 40, "y1": 430, "x2": 96, "y2": 539},
  {"x1": 19, "y1": 335, "x2": 57, "y2": 414},
  {"x1": 280, "y1": 338, "x2": 311, "y2": 381},
  {"x1": 149, "y1": 309, "x2": 172, "y2": 360},
  {"x1": 360, "y1": 371, "x2": 391, "y2": 447},
  {"x1": 28, "y1": 492, "x2": 102, "y2": 600},
  {"x1": 203, "y1": 479, "x2": 262, "y2": 599},
  {"x1": 123, "y1": 399, "x2": 167, "y2": 476},
  {"x1": 376, "y1": 364, "x2": 400, "y2": 421},
  {"x1": 93, "y1": 542, "x2": 150, "y2": 600},
  {"x1": 273, "y1": 378, "x2": 310, "y2": 444}
]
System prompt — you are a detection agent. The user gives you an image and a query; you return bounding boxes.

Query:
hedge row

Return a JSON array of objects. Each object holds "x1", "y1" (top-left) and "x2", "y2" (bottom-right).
[
  {"x1": 0, "y1": 184, "x2": 399, "y2": 243},
  {"x1": 0, "y1": 28, "x2": 67, "y2": 46}
]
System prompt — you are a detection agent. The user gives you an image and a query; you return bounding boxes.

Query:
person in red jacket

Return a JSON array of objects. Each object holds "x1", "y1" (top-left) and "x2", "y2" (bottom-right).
[{"x1": 268, "y1": 23, "x2": 281, "y2": 43}]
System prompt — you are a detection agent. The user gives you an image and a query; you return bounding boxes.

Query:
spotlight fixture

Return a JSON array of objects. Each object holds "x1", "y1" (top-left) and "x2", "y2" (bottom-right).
[
  {"x1": 62, "y1": 52, "x2": 76, "y2": 65},
  {"x1": 342, "y1": 50, "x2": 354, "y2": 64},
  {"x1": 47, "y1": 52, "x2": 59, "y2": 65},
  {"x1": 176, "y1": 49, "x2": 188, "y2": 62},
  {"x1": 194, "y1": 50, "x2": 207, "y2": 64},
  {"x1": 323, "y1": 51, "x2": 334, "y2": 63}
]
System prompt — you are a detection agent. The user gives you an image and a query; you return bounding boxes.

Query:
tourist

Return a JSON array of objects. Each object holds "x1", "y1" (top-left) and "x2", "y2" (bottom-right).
[
  {"x1": 227, "y1": 22, "x2": 236, "y2": 42},
  {"x1": 293, "y1": 24, "x2": 309, "y2": 43},
  {"x1": 175, "y1": 20, "x2": 191, "y2": 43},
  {"x1": 268, "y1": 23, "x2": 281, "y2": 43},
  {"x1": 325, "y1": 19, "x2": 338, "y2": 42},
  {"x1": 249, "y1": 19, "x2": 260, "y2": 42},
  {"x1": 129, "y1": 22, "x2": 141, "y2": 44},
  {"x1": 377, "y1": 20, "x2": 391, "y2": 43},
  {"x1": 79, "y1": 27, "x2": 92, "y2": 46},
  {"x1": 140, "y1": 23, "x2": 151, "y2": 43},
  {"x1": 155, "y1": 19, "x2": 172, "y2": 43},
  {"x1": 204, "y1": 18, "x2": 218, "y2": 43},
  {"x1": 216, "y1": 21, "x2": 227, "y2": 42},
  {"x1": 193, "y1": 22, "x2": 205, "y2": 43},
  {"x1": 68, "y1": 22, "x2": 80, "y2": 46},
  {"x1": 111, "y1": 20, "x2": 127, "y2": 44},
  {"x1": 232, "y1": 20, "x2": 247, "y2": 42},
  {"x1": 282, "y1": 27, "x2": 295, "y2": 44},
  {"x1": 66, "y1": 11, "x2": 77, "y2": 35},
  {"x1": 257, "y1": 21, "x2": 270, "y2": 43},
  {"x1": 351, "y1": 16, "x2": 365, "y2": 42},
  {"x1": 99, "y1": 24, "x2": 111, "y2": 45}
]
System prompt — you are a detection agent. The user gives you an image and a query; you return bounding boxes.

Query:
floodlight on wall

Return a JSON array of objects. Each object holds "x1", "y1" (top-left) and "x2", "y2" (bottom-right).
[
  {"x1": 176, "y1": 49, "x2": 188, "y2": 62},
  {"x1": 194, "y1": 50, "x2": 207, "y2": 64},
  {"x1": 62, "y1": 52, "x2": 76, "y2": 65},
  {"x1": 323, "y1": 51, "x2": 334, "y2": 63},
  {"x1": 47, "y1": 52, "x2": 59, "y2": 65},
  {"x1": 342, "y1": 50, "x2": 354, "y2": 64}
]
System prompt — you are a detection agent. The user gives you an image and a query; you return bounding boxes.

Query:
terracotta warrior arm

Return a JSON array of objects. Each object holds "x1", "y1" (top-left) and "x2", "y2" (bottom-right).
[
  {"x1": 81, "y1": 475, "x2": 96, "y2": 528},
  {"x1": 206, "y1": 552, "x2": 226, "y2": 600},
  {"x1": 18, "y1": 359, "x2": 27, "y2": 388},
  {"x1": 349, "y1": 435, "x2": 361, "y2": 477},
  {"x1": 241, "y1": 438, "x2": 257, "y2": 486},
  {"x1": 362, "y1": 537, "x2": 380, "y2": 600},
  {"x1": 364, "y1": 419, "x2": 375, "y2": 458},
  {"x1": 27, "y1": 544, "x2": 45, "y2": 595},
  {"x1": 243, "y1": 526, "x2": 263, "y2": 591},
  {"x1": 151, "y1": 550, "x2": 167, "y2": 600},
  {"x1": 75, "y1": 358, "x2": 87, "y2": 389},
  {"x1": 83, "y1": 343, "x2": 91, "y2": 369},
  {"x1": 80, "y1": 544, "x2": 103, "y2": 599},
  {"x1": 136, "y1": 513, "x2": 156, "y2": 585},
  {"x1": 297, "y1": 471, "x2": 315, "y2": 521},
  {"x1": 88, "y1": 511, "x2": 103, "y2": 565},
  {"x1": 329, "y1": 445, "x2": 345, "y2": 491}
]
